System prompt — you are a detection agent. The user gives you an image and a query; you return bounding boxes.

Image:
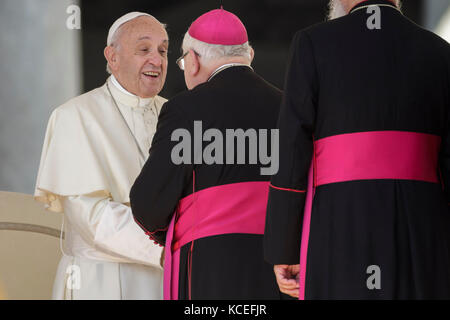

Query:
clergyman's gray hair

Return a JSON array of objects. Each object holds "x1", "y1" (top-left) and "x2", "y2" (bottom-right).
[
  {"x1": 106, "y1": 20, "x2": 168, "y2": 74},
  {"x1": 181, "y1": 32, "x2": 253, "y2": 66},
  {"x1": 327, "y1": 0, "x2": 402, "y2": 21}
]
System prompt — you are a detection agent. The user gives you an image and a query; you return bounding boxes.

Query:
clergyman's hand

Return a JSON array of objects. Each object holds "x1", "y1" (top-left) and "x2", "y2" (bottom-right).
[{"x1": 274, "y1": 264, "x2": 300, "y2": 298}]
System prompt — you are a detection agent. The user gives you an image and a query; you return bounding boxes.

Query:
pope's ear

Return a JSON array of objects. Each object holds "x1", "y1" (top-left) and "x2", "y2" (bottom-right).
[
  {"x1": 190, "y1": 49, "x2": 201, "y2": 76},
  {"x1": 104, "y1": 46, "x2": 118, "y2": 72}
]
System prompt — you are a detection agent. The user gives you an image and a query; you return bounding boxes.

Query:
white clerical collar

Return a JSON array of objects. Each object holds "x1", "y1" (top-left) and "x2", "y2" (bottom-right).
[
  {"x1": 207, "y1": 63, "x2": 254, "y2": 82},
  {"x1": 350, "y1": 3, "x2": 401, "y2": 14},
  {"x1": 111, "y1": 74, "x2": 134, "y2": 97},
  {"x1": 109, "y1": 75, "x2": 153, "y2": 107}
]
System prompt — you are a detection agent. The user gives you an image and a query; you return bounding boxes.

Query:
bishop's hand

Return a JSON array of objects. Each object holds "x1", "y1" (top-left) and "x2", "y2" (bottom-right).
[{"x1": 274, "y1": 264, "x2": 300, "y2": 298}]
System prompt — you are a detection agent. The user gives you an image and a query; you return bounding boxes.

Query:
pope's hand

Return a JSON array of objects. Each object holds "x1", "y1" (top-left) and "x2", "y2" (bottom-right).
[{"x1": 274, "y1": 264, "x2": 300, "y2": 298}]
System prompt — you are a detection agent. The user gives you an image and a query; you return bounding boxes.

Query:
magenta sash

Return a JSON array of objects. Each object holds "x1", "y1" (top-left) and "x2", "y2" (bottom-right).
[
  {"x1": 164, "y1": 181, "x2": 269, "y2": 300},
  {"x1": 314, "y1": 131, "x2": 441, "y2": 186},
  {"x1": 298, "y1": 131, "x2": 441, "y2": 299}
]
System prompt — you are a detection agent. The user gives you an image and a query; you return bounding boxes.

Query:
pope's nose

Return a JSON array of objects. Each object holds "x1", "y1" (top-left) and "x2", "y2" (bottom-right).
[{"x1": 147, "y1": 51, "x2": 163, "y2": 68}]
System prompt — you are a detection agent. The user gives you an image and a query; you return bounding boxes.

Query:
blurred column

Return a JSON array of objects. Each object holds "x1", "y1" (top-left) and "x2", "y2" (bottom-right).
[
  {"x1": 0, "y1": 0, "x2": 82, "y2": 194},
  {"x1": 433, "y1": 5, "x2": 450, "y2": 42},
  {"x1": 423, "y1": 0, "x2": 450, "y2": 41}
]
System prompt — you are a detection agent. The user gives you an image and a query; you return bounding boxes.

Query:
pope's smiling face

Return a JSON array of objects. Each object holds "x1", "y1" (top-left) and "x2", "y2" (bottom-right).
[{"x1": 107, "y1": 16, "x2": 169, "y2": 98}]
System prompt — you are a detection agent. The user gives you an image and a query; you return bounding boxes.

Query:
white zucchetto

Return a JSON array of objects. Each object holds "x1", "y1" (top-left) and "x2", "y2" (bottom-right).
[{"x1": 107, "y1": 12, "x2": 153, "y2": 45}]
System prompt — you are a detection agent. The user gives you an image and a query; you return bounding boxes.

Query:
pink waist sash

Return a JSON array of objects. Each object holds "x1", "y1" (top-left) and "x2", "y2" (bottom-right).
[
  {"x1": 164, "y1": 181, "x2": 269, "y2": 300},
  {"x1": 299, "y1": 130, "x2": 441, "y2": 300},
  {"x1": 313, "y1": 131, "x2": 441, "y2": 186},
  {"x1": 173, "y1": 181, "x2": 269, "y2": 251}
]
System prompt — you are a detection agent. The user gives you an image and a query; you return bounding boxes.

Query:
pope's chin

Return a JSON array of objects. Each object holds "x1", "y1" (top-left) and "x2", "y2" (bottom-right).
[{"x1": 140, "y1": 72, "x2": 163, "y2": 98}]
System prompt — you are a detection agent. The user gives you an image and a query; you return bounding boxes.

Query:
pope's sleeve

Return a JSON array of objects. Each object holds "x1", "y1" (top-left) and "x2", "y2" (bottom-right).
[
  {"x1": 264, "y1": 31, "x2": 318, "y2": 265},
  {"x1": 130, "y1": 101, "x2": 192, "y2": 246},
  {"x1": 63, "y1": 196, "x2": 163, "y2": 268}
]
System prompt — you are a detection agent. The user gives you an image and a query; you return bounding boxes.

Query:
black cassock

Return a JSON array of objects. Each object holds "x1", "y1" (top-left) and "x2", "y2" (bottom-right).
[
  {"x1": 264, "y1": 0, "x2": 450, "y2": 299},
  {"x1": 130, "y1": 66, "x2": 285, "y2": 299}
]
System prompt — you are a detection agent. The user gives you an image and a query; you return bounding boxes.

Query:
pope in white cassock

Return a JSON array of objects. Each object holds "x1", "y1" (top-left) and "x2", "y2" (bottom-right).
[{"x1": 34, "y1": 12, "x2": 168, "y2": 300}]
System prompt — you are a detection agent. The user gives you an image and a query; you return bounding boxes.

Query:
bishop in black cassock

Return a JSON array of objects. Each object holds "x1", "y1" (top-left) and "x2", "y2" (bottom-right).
[
  {"x1": 264, "y1": 0, "x2": 450, "y2": 299},
  {"x1": 131, "y1": 8, "x2": 284, "y2": 300}
]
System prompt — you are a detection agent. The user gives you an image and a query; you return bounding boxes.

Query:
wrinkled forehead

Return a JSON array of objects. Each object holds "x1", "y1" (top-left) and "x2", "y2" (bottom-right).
[{"x1": 118, "y1": 16, "x2": 168, "y2": 45}]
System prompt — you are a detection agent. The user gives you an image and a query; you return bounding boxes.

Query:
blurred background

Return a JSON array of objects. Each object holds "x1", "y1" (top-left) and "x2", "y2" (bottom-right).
[{"x1": 0, "y1": 0, "x2": 449, "y2": 299}]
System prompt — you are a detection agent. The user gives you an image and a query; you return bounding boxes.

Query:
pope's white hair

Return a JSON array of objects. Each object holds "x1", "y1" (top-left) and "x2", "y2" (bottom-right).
[
  {"x1": 106, "y1": 17, "x2": 167, "y2": 74},
  {"x1": 181, "y1": 32, "x2": 253, "y2": 66}
]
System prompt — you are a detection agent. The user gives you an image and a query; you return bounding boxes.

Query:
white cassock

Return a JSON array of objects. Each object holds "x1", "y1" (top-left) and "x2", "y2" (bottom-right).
[{"x1": 34, "y1": 75, "x2": 167, "y2": 300}]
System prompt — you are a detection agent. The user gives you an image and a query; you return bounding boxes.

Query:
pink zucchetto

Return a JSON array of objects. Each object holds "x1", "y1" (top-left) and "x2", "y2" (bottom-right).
[{"x1": 188, "y1": 8, "x2": 248, "y2": 45}]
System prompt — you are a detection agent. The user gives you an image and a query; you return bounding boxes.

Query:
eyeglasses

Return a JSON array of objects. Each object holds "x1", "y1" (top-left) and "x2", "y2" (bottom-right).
[{"x1": 176, "y1": 50, "x2": 201, "y2": 70}]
